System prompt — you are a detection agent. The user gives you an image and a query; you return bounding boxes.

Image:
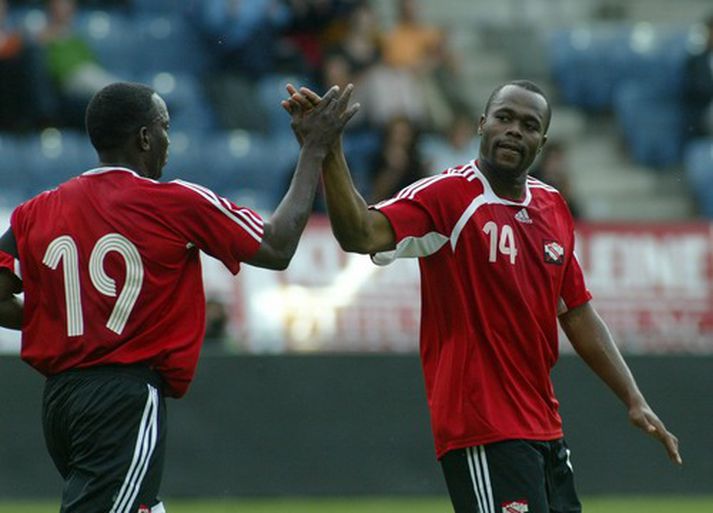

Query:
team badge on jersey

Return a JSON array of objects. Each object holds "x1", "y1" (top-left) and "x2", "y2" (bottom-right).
[
  {"x1": 137, "y1": 505, "x2": 150, "y2": 513},
  {"x1": 543, "y1": 240, "x2": 565, "y2": 265},
  {"x1": 502, "y1": 499, "x2": 529, "y2": 513}
]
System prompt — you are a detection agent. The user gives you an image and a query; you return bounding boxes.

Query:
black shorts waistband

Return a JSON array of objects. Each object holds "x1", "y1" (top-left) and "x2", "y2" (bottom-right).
[{"x1": 47, "y1": 363, "x2": 164, "y2": 391}]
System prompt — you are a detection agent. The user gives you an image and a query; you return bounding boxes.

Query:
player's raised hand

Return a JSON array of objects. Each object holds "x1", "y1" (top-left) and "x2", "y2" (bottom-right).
[
  {"x1": 284, "y1": 84, "x2": 359, "y2": 150},
  {"x1": 629, "y1": 403, "x2": 682, "y2": 465},
  {"x1": 281, "y1": 84, "x2": 356, "y2": 147}
]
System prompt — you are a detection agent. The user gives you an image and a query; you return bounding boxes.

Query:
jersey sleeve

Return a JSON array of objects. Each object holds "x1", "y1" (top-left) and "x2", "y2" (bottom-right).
[
  {"x1": 370, "y1": 174, "x2": 462, "y2": 266},
  {"x1": 169, "y1": 180, "x2": 264, "y2": 274},
  {"x1": 558, "y1": 201, "x2": 592, "y2": 313},
  {"x1": 559, "y1": 250, "x2": 592, "y2": 313}
]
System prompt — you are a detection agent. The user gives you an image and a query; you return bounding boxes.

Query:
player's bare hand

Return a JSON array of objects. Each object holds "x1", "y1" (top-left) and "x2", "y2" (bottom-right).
[
  {"x1": 283, "y1": 84, "x2": 359, "y2": 151},
  {"x1": 629, "y1": 403, "x2": 682, "y2": 465}
]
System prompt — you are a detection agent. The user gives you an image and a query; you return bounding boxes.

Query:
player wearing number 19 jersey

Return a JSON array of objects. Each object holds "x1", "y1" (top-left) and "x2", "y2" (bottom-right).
[
  {"x1": 11, "y1": 167, "x2": 262, "y2": 398},
  {"x1": 0, "y1": 81, "x2": 358, "y2": 513}
]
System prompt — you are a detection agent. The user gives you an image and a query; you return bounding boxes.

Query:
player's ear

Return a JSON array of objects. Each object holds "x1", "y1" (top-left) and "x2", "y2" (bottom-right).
[
  {"x1": 477, "y1": 114, "x2": 485, "y2": 136},
  {"x1": 537, "y1": 134, "x2": 548, "y2": 154},
  {"x1": 138, "y1": 126, "x2": 150, "y2": 151}
]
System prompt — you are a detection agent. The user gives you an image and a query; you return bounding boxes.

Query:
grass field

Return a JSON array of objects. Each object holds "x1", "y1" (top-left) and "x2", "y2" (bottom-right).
[{"x1": 0, "y1": 496, "x2": 711, "y2": 512}]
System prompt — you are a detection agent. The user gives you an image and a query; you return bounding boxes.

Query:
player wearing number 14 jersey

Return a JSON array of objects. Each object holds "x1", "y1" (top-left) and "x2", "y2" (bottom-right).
[
  {"x1": 0, "y1": 81, "x2": 358, "y2": 512},
  {"x1": 282, "y1": 80, "x2": 682, "y2": 513}
]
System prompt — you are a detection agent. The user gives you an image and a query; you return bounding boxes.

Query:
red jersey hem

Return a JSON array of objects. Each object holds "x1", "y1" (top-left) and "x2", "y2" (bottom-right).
[{"x1": 435, "y1": 429, "x2": 565, "y2": 460}]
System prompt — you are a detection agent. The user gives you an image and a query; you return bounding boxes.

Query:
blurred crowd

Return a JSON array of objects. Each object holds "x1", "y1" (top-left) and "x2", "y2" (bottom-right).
[{"x1": 1, "y1": 0, "x2": 713, "y2": 219}]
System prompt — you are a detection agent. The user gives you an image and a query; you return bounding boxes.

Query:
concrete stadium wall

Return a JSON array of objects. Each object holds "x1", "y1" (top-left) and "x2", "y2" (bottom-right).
[{"x1": 0, "y1": 354, "x2": 710, "y2": 498}]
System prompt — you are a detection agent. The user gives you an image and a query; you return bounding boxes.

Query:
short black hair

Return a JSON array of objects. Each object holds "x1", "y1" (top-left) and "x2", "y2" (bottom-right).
[
  {"x1": 484, "y1": 80, "x2": 551, "y2": 131},
  {"x1": 85, "y1": 82, "x2": 158, "y2": 152}
]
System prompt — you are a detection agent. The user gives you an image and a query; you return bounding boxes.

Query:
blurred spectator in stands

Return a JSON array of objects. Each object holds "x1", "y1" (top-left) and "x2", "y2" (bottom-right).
[
  {"x1": 196, "y1": 0, "x2": 293, "y2": 132},
  {"x1": 369, "y1": 115, "x2": 426, "y2": 202},
  {"x1": 282, "y1": 0, "x2": 358, "y2": 81},
  {"x1": 371, "y1": 0, "x2": 468, "y2": 131},
  {"x1": 36, "y1": 0, "x2": 117, "y2": 127},
  {"x1": 529, "y1": 140, "x2": 582, "y2": 219},
  {"x1": 683, "y1": 13, "x2": 713, "y2": 138},
  {"x1": 197, "y1": 0, "x2": 292, "y2": 78},
  {"x1": 422, "y1": 112, "x2": 480, "y2": 173},
  {"x1": 320, "y1": 1, "x2": 381, "y2": 129},
  {"x1": 0, "y1": 0, "x2": 37, "y2": 129}
]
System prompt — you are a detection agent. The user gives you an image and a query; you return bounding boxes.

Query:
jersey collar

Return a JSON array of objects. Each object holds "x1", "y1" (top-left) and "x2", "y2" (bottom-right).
[
  {"x1": 473, "y1": 160, "x2": 532, "y2": 207},
  {"x1": 82, "y1": 166, "x2": 141, "y2": 177}
]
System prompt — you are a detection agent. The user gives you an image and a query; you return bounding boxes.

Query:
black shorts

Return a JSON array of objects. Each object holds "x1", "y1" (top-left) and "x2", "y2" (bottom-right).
[
  {"x1": 42, "y1": 365, "x2": 167, "y2": 513},
  {"x1": 440, "y1": 439, "x2": 581, "y2": 513}
]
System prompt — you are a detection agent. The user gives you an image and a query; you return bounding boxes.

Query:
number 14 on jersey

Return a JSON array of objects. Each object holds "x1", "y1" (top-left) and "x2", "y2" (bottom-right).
[{"x1": 483, "y1": 221, "x2": 518, "y2": 264}]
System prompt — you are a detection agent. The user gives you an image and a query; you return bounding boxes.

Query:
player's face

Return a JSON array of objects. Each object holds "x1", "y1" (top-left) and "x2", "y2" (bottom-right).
[
  {"x1": 146, "y1": 94, "x2": 170, "y2": 180},
  {"x1": 478, "y1": 85, "x2": 548, "y2": 177}
]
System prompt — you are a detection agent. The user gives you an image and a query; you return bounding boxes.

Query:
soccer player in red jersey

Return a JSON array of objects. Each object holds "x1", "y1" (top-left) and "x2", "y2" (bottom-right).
[
  {"x1": 0, "y1": 81, "x2": 358, "y2": 512},
  {"x1": 282, "y1": 81, "x2": 681, "y2": 513}
]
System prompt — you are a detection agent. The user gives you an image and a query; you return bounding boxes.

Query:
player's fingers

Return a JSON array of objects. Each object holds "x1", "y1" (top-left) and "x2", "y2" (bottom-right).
[
  {"x1": 300, "y1": 87, "x2": 323, "y2": 106},
  {"x1": 285, "y1": 83, "x2": 299, "y2": 97},
  {"x1": 335, "y1": 83, "x2": 355, "y2": 112},
  {"x1": 641, "y1": 414, "x2": 683, "y2": 465},
  {"x1": 341, "y1": 102, "x2": 361, "y2": 126},
  {"x1": 290, "y1": 92, "x2": 313, "y2": 111},
  {"x1": 318, "y1": 85, "x2": 339, "y2": 108},
  {"x1": 664, "y1": 433, "x2": 682, "y2": 465},
  {"x1": 281, "y1": 99, "x2": 293, "y2": 114},
  {"x1": 652, "y1": 425, "x2": 681, "y2": 465}
]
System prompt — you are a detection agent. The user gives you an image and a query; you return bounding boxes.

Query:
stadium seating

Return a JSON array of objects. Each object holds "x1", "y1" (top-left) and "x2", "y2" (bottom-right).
[
  {"x1": 613, "y1": 81, "x2": 686, "y2": 168},
  {"x1": 549, "y1": 22, "x2": 697, "y2": 168}
]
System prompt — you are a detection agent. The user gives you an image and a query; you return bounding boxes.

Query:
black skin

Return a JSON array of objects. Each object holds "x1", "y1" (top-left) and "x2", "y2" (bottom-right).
[{"x1": 477, "y1": 84, "x2": 549, "y2": 201}]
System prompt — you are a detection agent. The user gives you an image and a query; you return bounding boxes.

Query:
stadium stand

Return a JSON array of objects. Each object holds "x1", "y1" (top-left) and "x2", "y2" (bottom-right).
[{"x1": 0, "y1": 0, "x2": 710, "y2": 219}]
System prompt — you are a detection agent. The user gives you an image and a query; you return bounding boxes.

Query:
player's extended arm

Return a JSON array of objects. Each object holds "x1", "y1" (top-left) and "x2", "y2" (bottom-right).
[
  {"x1": 559, "y1": 302, "x2": 682, "y2": 465},
  {"x1": 282, "y1": 85, "x2": 396, "y2": 255},
  {"x1": 0, "y1": 228, "x2": 23, "y2": 330},
  {"x1": 247, "y1": 85, "x2": 359, "y2": 270}
]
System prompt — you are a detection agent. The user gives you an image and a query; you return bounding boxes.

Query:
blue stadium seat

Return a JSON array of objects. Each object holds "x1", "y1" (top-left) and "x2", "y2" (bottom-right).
[
  {"x1": 133, "y1": 14, "x2": 213, "y2": 76},
  {"x1": 549, "y1": 23, "x2": 690, "y2": 112},
  {"x1": 683, "y1": 139, "x2": 713, "y2": 218},
  {"x1": 0, "y1": 134, "x2": 30, "y2": 201},
  {"x1": 613, "y1": 81, "x2": 685, "y2": 168},
  {"x1": 164, "y1": 130, "x2": 299, "y2": 207},
  {"x1": 77, "y1": 10, "x2": 140, "y2": 78}
]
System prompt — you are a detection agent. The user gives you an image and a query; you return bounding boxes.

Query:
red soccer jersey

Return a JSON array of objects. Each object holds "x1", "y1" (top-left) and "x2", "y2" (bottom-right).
[
  {"x1": 11, "y1": 167, "x2": 263, "y2": 397},
  {"x1": 372, "y1": 161, "x2": 592, "y2": 458}
]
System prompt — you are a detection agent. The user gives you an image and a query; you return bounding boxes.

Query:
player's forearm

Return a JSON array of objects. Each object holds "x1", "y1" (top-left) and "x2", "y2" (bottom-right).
[
  {"x1": 560, "y1": 303, "x2": 647, "y2": 409},
  {"x1": 322, "y1": 142, "x2": 374, "y2": 253},
  {"x1": 0, "y1": 297, "x2": 22, "y2": 330},
  {"x1": 263, "y1": 145, "x2": 327, "y2": 267}
]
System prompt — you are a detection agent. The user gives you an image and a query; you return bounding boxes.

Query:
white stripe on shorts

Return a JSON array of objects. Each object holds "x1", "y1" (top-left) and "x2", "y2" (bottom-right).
[
  {"x1": 151, "y1": 502, "x2": 166, "y2": 513},
  {"x1": 110, "y1": 385, "x2": 159, "y2": 513},
  {"x1": 467, "y1": 446, "x2": 495, "y2": 513}
]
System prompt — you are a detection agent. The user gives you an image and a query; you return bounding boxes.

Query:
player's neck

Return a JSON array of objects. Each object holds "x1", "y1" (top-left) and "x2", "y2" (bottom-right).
[
  {"x1": 97, "y1": 153, "x2": 146, "y2": 177},
  {"x1": 478, "y1": 160, "x2": 528, "y2": 201}
]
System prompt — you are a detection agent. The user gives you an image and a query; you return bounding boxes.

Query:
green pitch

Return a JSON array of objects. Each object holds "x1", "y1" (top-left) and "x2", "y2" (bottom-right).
[{"x1": 0, "y1": 496, "x2": 711, "y2": 512}]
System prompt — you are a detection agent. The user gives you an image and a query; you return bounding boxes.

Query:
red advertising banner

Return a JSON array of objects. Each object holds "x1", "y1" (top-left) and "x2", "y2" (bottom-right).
[
  {"x1": 573, "y1": 222, "x2": 713, "y2": 353},
  {"x1": 206, "y1": 219, "x2": 713, "y2": 354}
]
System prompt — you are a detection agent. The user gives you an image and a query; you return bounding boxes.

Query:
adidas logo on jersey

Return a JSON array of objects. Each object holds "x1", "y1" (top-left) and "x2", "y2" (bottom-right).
[{"x1": 515, "y1": 208, "x2": 532, "y2": 224}]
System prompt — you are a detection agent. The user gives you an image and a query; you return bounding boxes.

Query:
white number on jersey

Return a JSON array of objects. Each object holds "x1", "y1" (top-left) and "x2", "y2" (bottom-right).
[
  {"x1": 43, "y1": 233, "x2": 144, "y2": 336},
  {"x1": 482, "y1": 221, "x2": 518, "y2": 264}
]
